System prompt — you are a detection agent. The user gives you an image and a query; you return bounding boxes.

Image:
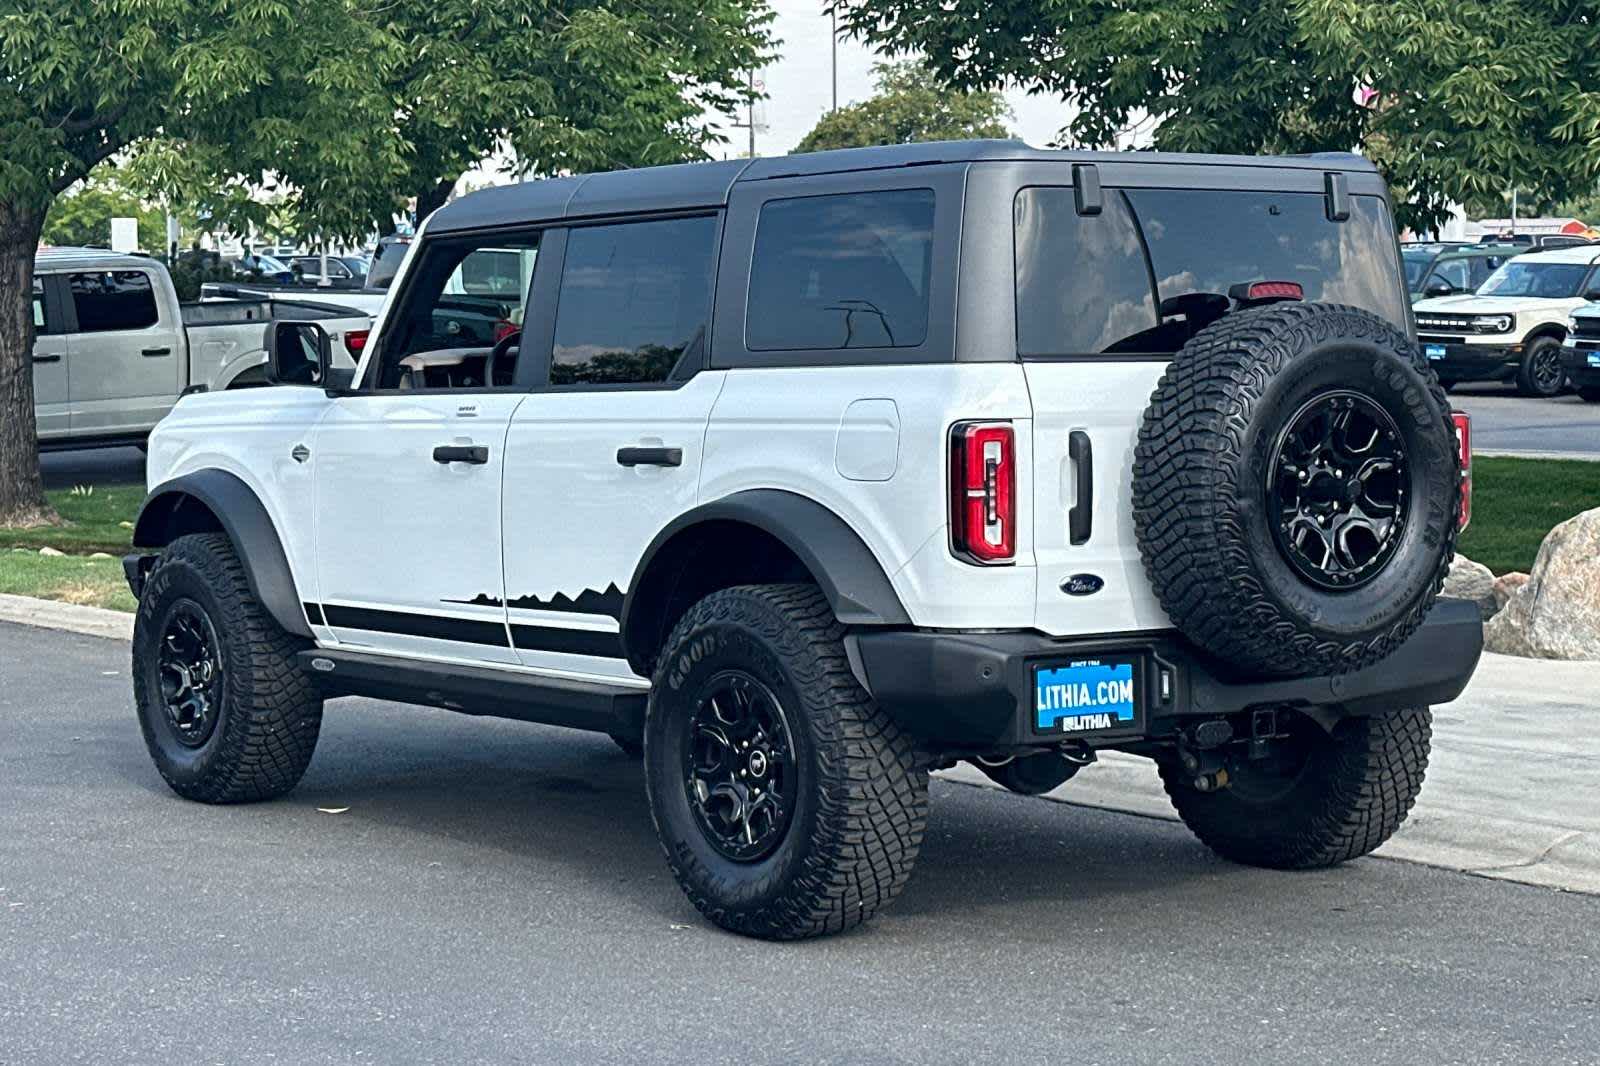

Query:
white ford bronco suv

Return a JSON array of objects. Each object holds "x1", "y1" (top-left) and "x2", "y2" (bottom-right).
[{"x1": 124, "y1": 142, "x2": 1482, "y2": 940}]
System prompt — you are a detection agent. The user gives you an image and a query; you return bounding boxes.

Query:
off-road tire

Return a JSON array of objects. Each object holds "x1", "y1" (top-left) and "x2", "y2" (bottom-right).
[
  {"x1": 1579, "y1": 386, "x2": 1600, "y2": 404},
  {"x1": 1160, "y1": 707, "x2": 1432, "y2": 869},
  {"x1": 1515, "y1": 335, "x2": 1567, "y2": 398},
  {"x1": 133, "y1": 533, "x2": 323, "y2": 803},
  {"x1": 644, "y1": 584, "x2": 928, "y2": 940},
  {"x1": 1133, "y1": 302, "x2": 1460, "y2": 677}
]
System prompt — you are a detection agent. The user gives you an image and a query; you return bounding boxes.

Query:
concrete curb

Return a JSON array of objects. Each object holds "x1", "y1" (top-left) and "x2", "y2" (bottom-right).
[
  {"x1": 1477, "y1": 448, "x2": 1600, "y2": 462},
  {"x1": 0, "y1": 593, "x2": 133, "y2": 641}
]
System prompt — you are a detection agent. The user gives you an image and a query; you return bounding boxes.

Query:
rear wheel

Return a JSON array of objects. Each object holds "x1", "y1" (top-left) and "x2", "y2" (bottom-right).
[
  {"x1": 644, "y1": 584, "x2": 928, "y2": 940},
  {"x1": 1160, "y1": 707, "x2": 1431, "y2": 868},
  {"x1": 1516, "y1": 336, "x2": 1567, "y2": 397},
  {"x1": 132, "y1": 533, "x2": 323, "y2": 803}
]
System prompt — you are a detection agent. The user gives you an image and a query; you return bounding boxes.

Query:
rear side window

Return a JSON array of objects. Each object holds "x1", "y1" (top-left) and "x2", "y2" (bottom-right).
[
  {"x1": 747, "y1": 189, "x2": 934, "y2": 351},
  {"x1": 1014, "y1": 189, "x2": 1407, "y2": 357},
  {"x1": 68, "y1": 271, "x2": 159, "y2": 333},
  {"x1": 550, "y1": 215, "x2": 718, "y2": 386}
]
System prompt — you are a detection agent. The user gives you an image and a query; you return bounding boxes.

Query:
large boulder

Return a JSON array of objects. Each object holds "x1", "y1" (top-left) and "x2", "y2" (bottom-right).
[
  {"x1": 1484, "y1": 508, "x2": 1600, "y2": 660},
  {"x1": 1442, "y1": 554, "x2": 1497, "y2": 617},
  {"x1": 1493, "y1": 572, "x2": 1529, "y2": 611}
]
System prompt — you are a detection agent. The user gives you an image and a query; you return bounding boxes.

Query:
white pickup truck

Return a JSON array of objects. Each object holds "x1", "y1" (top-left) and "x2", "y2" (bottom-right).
[{"x1": 32, "y1": 248, "x2": 371, "y2": 451}]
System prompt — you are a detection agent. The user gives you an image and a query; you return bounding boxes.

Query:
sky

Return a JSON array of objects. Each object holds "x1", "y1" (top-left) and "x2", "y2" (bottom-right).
[{"x1": 726, "y1": 0, "x2": 1079, "y2": 157}]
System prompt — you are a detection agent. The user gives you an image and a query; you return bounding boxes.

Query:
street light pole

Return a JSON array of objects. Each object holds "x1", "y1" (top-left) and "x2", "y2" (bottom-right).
[
  {"x1": 748, "y1": 67, "x2": 756, "y2": 158},
  {"x1": 831, "y1": 10, "x2": 838, "y2": 112}
]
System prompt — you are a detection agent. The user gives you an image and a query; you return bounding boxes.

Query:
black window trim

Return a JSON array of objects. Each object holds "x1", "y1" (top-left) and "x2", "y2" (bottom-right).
[
  {"x1": 1011, "y1": 183, "x2": 1410, "y2": 363},
  {"x1": 524, "y1": 208, "x2": 725, "y2": 393},
  {"x1": 712, "y1": 164, "x2": 967, "y2": 370}
]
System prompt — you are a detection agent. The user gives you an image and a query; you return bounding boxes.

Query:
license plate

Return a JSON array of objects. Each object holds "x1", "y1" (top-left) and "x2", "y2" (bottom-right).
[
  {"x1": 1589, "y1": 353, "x2": 1600, "y2": 368},
  {"x1": 1033, "y1": 657, "x2": 1140, "y2": 736},
  {"x1": 1425, "y1": 343, "x2": 1447, "y2": 360}
]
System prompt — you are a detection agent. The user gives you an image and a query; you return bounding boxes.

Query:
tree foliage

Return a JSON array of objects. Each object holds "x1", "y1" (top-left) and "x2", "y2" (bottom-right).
[
  {"x1": 831, "y1": 0, "x2": 1600, "y2": 232},
  {"x1": 794, "y1": 59, "x2": 1012, "y2": 154}
]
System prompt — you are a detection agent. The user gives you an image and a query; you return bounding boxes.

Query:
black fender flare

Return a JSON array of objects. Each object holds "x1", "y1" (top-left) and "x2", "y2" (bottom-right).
[
  {"x1": 620, "y1": 489, "x2": 911, "y2": 671},
  {"x1": 132, "y1": 469, "x2": 313, "y2": 639}
]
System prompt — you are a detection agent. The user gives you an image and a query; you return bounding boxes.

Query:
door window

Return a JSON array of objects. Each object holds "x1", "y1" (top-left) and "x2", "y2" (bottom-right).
[
  {"x1": 549, "y1": 215, "x2": 719, "y2": 386},
  {"x1": 1468, "y1": 255, "x2": 1504, "y2": 288},
  {"x1": 1428, "y1": 259, "x2": 1472, "y2": 293},
  {"x1": 371, "y1": 234, "x2": 540, "y2": 390},
  {"x1": 68, "y1": 271, "x2": 159, "y2": 332},
  {"x1": 746, "y1": 189, "x2": 935, "y2": 351}
]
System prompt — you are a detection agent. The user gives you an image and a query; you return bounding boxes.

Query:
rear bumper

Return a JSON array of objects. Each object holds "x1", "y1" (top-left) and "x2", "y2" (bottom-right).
[
  {"x1": 1559, "y1": 343, "x2": 1600, "y2": 387},
  {"x1": 1418, "y1": 338, "x2": 1518, "y2": 382},
  {"x1": 847, "y1": 598, "x2": 1483, "y2": 752}
]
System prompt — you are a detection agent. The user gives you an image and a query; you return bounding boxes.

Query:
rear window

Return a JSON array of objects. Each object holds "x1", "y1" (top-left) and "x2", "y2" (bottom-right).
[
  {"x1": 747, "y1": 189, "x2": 934, "y2": 351},
  {"x1": 68, "y1": 271, "x2": 159, "y2": 333},
  {"x1": 1014, "y1": 189, "x2": 1407, "y2": 357}
]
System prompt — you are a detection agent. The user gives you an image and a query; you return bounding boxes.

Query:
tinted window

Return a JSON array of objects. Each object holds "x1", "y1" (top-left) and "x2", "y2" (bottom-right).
[
  {"x1": 550, "y1": 215, "x2": 718, "y2": 386},
  {"x1": 1430, "y1": 258, "x2": 1472, "y2": 292},
  {"x1": 1468, "y1": 255, "x2": 1504, "y2": 287},
  {"x1": 1015, "y1": 189, "x2": 1408, "y2": 357},
  {"x1": 68, "y1": 271, "x2": 159, "y2": 332},
  {"x1": 32, "y1": 278, "x2": 47, "y2": 331},
  {"x1": 367, "y1": 238, "x2": 411, "y2": 290},
  {"x1": 1479, "y1": 260, "x2": 1593, "y2": 299},
  {"x1": 747, "y1": 189, "x2": 934, "y2": 351}
]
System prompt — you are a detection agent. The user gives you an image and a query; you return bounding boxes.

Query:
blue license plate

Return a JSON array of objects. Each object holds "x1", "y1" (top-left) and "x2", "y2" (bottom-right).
[
  {"x1": 1034, "y1": 658, "x2": 1139, "y2": 735},
  {"x1": 1589, "y1": 353, "x2": 1600, "y2": 368},
  {"x1": 1425, "y1": 343, "x2": 1447, "y2": 360}
]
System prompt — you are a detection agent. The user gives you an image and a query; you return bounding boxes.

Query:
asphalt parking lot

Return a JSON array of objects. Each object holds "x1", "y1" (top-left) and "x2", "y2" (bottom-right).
[
  {"x1": 2, "y1": 620, "x2": 1597, "y2": 1066},
  {"x1": 1449, "y1": 384, "x2": 1600, "y2": 458}
]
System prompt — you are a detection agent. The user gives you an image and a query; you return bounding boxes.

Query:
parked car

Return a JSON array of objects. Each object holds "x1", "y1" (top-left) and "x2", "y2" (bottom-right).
[
  {"x1": 1403, "y1": 242, "x2": 1521, "y2": 303},
  {"x1": 1560, "y1": 303, "x2": 1600, "y2": 403},
  {"x1": 289, "y1": 255, "x2": 369, "y2": 288},
  {"x1": 123, "y1": 142, "x2": 1479, "y2": 940},
  {"x1": 1412, "y1": 245, "x2": 1600, "y2": 395},
  {"x1": 202, "y1": 241, "x2": 404, "y2": 315},
  {"x1": 30, "y1": 248, "x2": 370, "y2": 451},
  {"x1": 1488, "y1": 232, "x2": 1593, "y2": 250}
]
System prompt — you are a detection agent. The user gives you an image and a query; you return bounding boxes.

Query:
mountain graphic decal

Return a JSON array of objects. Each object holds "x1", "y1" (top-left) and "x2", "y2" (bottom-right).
[{"x1": 445, "y1": 584, "x2": 625, "y2": 621}]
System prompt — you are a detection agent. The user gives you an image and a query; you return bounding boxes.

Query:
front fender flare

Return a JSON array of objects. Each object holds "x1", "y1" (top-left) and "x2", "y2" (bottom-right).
[{"x1": 132, "y1": 469, "x2": 312, "y2": 638}]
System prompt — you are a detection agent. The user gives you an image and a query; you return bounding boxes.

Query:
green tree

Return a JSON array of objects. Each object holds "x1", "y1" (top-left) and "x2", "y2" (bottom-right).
[
  {"x1": 0, "y1": 0, "x2": 404, "y2": 524},
  {"x1": 355, "y1": 0, "x2": 773, "y2": 224},
  {"x1": 42, "y1": 169, "x2": 174, "y2": 251},
  {"x1": 831, "y1": 0, "x2": 1600, "y2": 232},
  {"x1": 794, "y1": 59, "x2": 1011, "y2": 153}
]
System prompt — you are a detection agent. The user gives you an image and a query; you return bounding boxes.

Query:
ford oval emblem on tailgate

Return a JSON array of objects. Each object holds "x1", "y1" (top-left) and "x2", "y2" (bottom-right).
[{"x1": 1061, "y1": 573, "x2": 1104, "y2": 596}]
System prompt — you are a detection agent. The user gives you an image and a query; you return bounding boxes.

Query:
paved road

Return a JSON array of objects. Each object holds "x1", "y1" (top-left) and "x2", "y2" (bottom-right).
[
  {"x1": 2, "y1": 621, "x2": 1596, "y2": 1065},
  {"x1": 1450, "y1": 384, "x2": 1600, "y2": 458}
]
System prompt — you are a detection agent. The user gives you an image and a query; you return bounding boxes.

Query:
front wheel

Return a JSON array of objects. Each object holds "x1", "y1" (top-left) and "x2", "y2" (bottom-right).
[
  {"x1": 1160, "y1": 707, "x2": 1431, "y2": 869},
  {"x1": 1516, "y1": 336, "x2": 1567, "y2": 397},
  {"x1": 644, "y1": 584, "x2": 928, "y2": 940}
]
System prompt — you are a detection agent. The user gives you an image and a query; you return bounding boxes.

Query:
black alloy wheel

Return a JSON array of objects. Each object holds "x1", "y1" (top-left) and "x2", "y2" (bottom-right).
[
  {"x1": 156, "y1": 599, "x2": 223, "y2": 748},
  {"x1": 1518, "y1": 336, "x2": 1567, "y2": 397},
  {"x1": 1267, "y1": 390, "x2": 1409, "y2": 591},
  {"x1": 683, "y1": 670, "x2": 798, "y2": 863}
]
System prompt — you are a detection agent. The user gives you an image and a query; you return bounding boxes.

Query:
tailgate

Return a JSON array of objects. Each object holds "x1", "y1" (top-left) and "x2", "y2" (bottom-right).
[{"x1": 1024, "y1": 361, "x2": 1173, "y2": 637}]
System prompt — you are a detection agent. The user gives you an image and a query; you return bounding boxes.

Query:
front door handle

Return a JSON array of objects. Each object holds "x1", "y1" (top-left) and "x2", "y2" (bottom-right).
[
  {"x1": 141, "y1": 346, "x2": 172, "y2": 357},
  {"x1": 1068, "y1": 431, "x2": 1093, "y2": 545},
  {"x1": 433, "y1": 444, "x2": 489, "y2": 465},
  {"x1": 32, "y1": 353, "x2": 62, "y2": 364},
  {"x1": 616, "y1": 446, "x2": 683, "y2": 468}
]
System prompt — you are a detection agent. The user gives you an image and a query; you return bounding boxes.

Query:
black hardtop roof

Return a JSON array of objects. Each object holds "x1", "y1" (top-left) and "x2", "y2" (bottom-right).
[{"x1": 427, "y1": 139, "x2": 1377, "y2": 235}]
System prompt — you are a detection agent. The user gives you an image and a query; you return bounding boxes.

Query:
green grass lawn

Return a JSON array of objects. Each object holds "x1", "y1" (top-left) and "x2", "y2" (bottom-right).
[
  {"x1": 0, "y1": 482, "x2": 141, "y2": 555},
  {"x1": 1458, "y1": 456, "x2": 1600, "y2": 575},
  {"x1": 0, "y1": 551, "x2": 137, "y2": 611}
]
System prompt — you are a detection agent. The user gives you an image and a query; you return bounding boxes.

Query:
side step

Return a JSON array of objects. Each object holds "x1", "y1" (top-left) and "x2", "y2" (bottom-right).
[{"x1": 296, "y1": 649, "x2": 647, "y2": 737}]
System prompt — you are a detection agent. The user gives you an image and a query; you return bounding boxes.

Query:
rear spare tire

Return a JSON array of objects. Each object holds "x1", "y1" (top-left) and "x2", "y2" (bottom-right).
[{"x1": 1133, "y1": 302, "x2": 1460, "y2": 677}]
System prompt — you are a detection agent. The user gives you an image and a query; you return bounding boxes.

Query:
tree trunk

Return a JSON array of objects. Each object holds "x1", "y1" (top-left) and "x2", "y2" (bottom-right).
[
  {"x1": 415, "y1": 177, "x2": 458, "y2": 225},
  {"x1": 0, "y1": 199, "x2": 57, "y2": 528}
]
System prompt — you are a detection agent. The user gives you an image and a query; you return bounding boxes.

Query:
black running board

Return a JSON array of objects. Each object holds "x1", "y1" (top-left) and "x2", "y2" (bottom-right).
[{"x1": 296, "y1": 649, "x2": 646, "y2": 737}]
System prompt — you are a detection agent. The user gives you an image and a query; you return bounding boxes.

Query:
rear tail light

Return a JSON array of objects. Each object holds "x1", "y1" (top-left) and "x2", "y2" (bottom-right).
[
  {"x1": 950, "y1": 421, "x2": 1016, "y2": 564},
  {"x1": 1452, "y1": 410, "x2": 1472, "y2": 531},
  {"x1": 344, "y1": 328, "x2": 370, "y2": 357}
]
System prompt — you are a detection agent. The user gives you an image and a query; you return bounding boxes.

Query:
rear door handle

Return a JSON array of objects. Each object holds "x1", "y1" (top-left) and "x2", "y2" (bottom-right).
[
  {"x1": 31, "y1": 354, "x2": 62, "y2": 364},
  {"x1": 1068, "y1": 431, "x2": 1093, "y2": 545},
  {"x1": 433, "y1": 444, "x2": 489, "y2": 465},
  {"x1": 616, "y1": 446, "x2": 682, "y2": 467},
  {"x1": 141, "y1": 347, "x2": 172, "y2": 357}
]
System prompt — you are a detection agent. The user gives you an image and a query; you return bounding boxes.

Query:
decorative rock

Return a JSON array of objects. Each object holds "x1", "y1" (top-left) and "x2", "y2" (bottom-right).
[
  {"x1": 1484, "y1": 508, "x2": 1600, "y2": 660},
  {"x1": 1492, "y1": 572, "x2": 1529, "y2": 611},
  {"x1": 37, "y1": 546, "x2": 65, "y2": 557},
  {"x1": 1442, "y1": 554, "x2": 1497, "y2": 617},
  {"x1": 88, "y1": 552, "x2": 113, "y2": 559}
]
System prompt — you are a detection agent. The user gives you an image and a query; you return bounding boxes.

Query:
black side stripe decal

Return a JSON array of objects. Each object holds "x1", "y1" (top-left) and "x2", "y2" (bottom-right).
[
  {"x1": 308, "y1": 603, "x2": 624, "y2": 659},
  {"x1": 319, "y1": 604, "x2": 511, "y2": 648}
]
